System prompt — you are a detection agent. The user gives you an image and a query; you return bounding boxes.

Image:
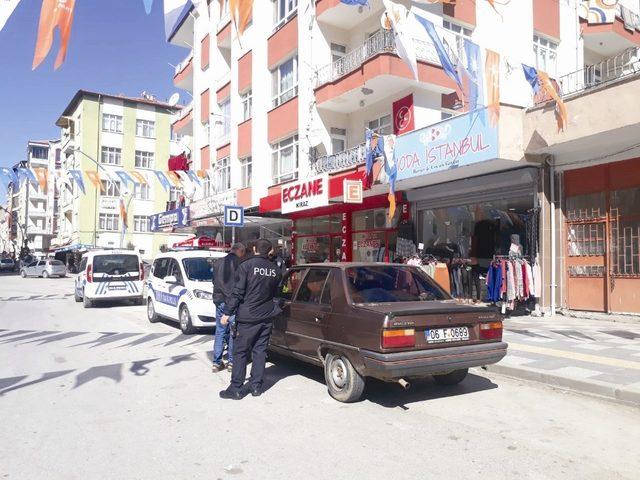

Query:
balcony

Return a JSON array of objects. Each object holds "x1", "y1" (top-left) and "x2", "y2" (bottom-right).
[
  {"x1": 311, "y1": 143, "x2": 366, "y2": 176},
  {"x1": 316, "y1": 0, "x2": 383, "y2": 30},
  {"x1": 315, "y1": 29, "x2": 455, "y2": 112},
  {"x1": 172, "y1": 101, "x2": 193, "y2": 135},
  {"x1": 581, "y1": 4, "x2": 640, "y2": 57},
  {"x1": 217, "y1": 13, "x2": 231, "y2": 49},
  {"x1": 173, "y1": 52, "x2": 193, "y2": 92},
  {"x1": 61, "y1": 131, "x2": 75, "y2": 154}
]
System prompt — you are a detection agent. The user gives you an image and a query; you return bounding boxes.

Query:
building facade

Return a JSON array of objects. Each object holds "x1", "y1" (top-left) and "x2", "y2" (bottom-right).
[
  {"x1": 53, "y1": 90, "x2": 190, "y2": 260},
  {"x1": 167, "y1": 0, "x2": 640, "y2": 314}
]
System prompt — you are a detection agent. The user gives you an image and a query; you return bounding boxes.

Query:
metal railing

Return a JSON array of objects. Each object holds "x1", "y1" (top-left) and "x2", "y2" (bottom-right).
[
  {"x1": 311, "y1": 143, "x2": 367, "y2": 175},
  {"x1": 316, "y1": 30, "x2": 440, "y2": 87},
  {"x1": 617, "y1": 3, "x2": 640, "y2": 30},
  {"x1": 172, "y1": 100, "x2": 193, "y2": 123},
  {"x1": 174, "y1": 51, "x2": 193, "y2": 76},
  {"x1": 542, "y1": 47, "x2": 640, "y2": 103}
]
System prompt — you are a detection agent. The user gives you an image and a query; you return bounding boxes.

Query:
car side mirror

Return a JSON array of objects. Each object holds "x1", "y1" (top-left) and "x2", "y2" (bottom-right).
[{"x1": 164, "y1": 275, "x2": 178, "y2": 284}]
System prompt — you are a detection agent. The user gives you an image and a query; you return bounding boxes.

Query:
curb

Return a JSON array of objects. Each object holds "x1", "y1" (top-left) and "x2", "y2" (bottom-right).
[{"x1": 481, "y1": 363, "x2": 640, "y2": 408}]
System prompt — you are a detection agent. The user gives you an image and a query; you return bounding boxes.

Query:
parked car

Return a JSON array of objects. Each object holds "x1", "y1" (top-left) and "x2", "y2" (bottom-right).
[
  {"x1": 146, "y1": 250, "x2": 226, "y2": 334},
  {"x1": 20, "y1": 259, "x2": 67, "y2": 278},
  {"x1": 0, "y1": 258, "x2": 15, "y2": 272},
  {"x1": 269, "y1": 263, "x2": 508, "y2": 403},
  {"x1": 74, "y1": 250, "x2": 144, "y2": 308}
]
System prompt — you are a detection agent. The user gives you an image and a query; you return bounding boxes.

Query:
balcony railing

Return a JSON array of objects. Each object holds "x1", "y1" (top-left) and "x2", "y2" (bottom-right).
[
  {"x1": 617, "y1": 3, "x2": 640, "y2": 29},
  {"x1": 316, "y1": 29, "x2": 440, "y2": 87},
  {"x1": 174, "y1": 51, "x2": 193, "y2": 76},
  {"x1": 311, "y1": 143, "x2": 366, "y2": 175},
  {"x1": 172, "y1": 100, "x2": 193, "y2": 123},
  {"x1": 540, "y1": 47, "x2": 640, "y2": 104}
]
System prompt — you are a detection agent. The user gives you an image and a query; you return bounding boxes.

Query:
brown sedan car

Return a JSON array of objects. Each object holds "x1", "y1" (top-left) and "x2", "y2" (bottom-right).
[{"x1": 269, "y1": 263, "x2": 507, "y2": 402}]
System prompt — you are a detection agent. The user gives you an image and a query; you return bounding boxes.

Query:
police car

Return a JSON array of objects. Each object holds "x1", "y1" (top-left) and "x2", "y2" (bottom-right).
[
  {"x1": 146, "y1": 250, "x2": 226, "y2": 334},
  {"x1": 74, "y1": 250, "x2": 145, "y2": 308}
]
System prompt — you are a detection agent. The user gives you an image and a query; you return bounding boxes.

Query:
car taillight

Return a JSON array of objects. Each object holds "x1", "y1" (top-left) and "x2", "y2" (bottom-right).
[
  {"x1": 382, "y1": 329, "x2": 415, "y2": 348},
  {"x1": 139, "y1": 262, "x2": 144, "y2": 281},
  {"x1": 479, "y1": 321, "x2": 503, "y2": 340},
  {"x1": 87, "y1": 264, "x2": 93, "y2": 283}
]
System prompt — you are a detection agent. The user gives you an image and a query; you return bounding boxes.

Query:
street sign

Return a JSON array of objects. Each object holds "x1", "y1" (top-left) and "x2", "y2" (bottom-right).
[
  {"x1": 150, "y1": 206, "x2": 190, "y2": 232},
  {"x1": 224, "y1": 205, "x2": 244, "y2": 227}
]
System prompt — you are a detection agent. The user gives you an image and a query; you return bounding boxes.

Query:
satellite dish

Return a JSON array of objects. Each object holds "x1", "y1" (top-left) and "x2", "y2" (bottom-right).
[{"x1": 168, "y1": 93, "x2": 181, "y2": 107}]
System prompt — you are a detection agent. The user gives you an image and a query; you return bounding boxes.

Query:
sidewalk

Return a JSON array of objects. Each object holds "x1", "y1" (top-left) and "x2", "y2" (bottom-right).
[{"x1": 482, "y1": 315, "x2": 640, "y2": 406}]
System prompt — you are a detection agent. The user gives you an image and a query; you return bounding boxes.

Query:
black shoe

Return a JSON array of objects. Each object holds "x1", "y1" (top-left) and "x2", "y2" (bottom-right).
[
  {"x1": 219, "y1": 388, "x2": 245, "y2": 400},
  {"x1": 226, "y1": 363, "x2": 233, "y2": 372},
  {"x1": 211, "y1": 363, "x2": 225, "y2": 373},
  {"x1": 249, "y1": 385, "x2": 262, "y2": 397}
]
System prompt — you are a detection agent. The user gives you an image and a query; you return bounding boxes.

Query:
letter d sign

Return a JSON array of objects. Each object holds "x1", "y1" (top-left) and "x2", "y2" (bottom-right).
[{"x1": 224, "y1": 205, "x2": 245, "y2": 227}]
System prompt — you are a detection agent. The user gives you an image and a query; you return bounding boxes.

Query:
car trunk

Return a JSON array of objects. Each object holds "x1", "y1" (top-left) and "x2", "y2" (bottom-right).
[{"x1": 356, "y1": 301, "x2": 502, "y2": 352}]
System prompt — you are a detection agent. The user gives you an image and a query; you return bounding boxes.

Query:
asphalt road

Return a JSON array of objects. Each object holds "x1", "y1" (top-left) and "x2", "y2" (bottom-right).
[{"x1": 0, "y1": 273, "x2": 638, "y2": 480}]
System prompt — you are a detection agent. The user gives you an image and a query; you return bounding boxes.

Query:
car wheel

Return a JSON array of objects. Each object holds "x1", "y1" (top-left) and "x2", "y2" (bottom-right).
[
  {"x1": 43, "y1": 271, "x2": 49, "y2": 279},
  {"x1": 179, "y1": 305, "x2": 196, "y2": 334},
  {"x1": 147, "y1": 298, "x2": 159, "y2": 323},
  {"x1": 433, "y1": 368, "x2": 468, "y2": 386},
  {"x1": 83, "y1": 294, "x2": 93, "y2": 308},
  {"x1": 324, "y1": 353, "x2": 365, "y2": 403},
  {"x1": 20, "y1": 270, "x2": 26, "y2": 278}
]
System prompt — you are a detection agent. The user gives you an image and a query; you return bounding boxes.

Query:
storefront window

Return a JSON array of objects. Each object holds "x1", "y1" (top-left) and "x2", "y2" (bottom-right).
[
  {"x1": 352, "y1": 208, "x2": 399, "y2": 231},
  {"x1": 352, "y1": 231, "x2": 398, "y2": 263},
  {"x1": 296, "y1": 236, "x2": 331, "y2": 264},
  {"x1": 295, "y1": 215, "x2": 340, "y2": 235}
]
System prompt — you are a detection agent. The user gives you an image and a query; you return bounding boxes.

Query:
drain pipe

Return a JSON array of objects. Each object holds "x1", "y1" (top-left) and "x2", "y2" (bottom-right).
[{"x1": 547, "y1": 155, "x2": 557, "y2": 316}]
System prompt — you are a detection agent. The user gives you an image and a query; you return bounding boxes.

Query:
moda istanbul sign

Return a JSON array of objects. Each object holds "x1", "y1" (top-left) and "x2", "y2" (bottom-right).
[{"x1": 394, "y1": 108, "x2": 499, "y2": 182}]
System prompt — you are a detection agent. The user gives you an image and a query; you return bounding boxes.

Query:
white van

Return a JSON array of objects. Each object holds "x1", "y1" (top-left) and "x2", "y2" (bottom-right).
[
  {"x1": 74, "y1": 250, "x2": 144, "y2": 308},
  {"x1": 146, "y1": 250, "x2": 226, "y2": 334}
]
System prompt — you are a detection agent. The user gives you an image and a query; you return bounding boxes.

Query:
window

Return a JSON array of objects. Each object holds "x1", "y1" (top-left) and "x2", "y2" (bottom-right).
[
  {"x1": 275, "y1": 0, "x2": 297, "y2": 26},
  {"x1": 135, "y1": 150, "x2": 154, "y2": 169},
  {"x1": 31, "y1": 146, "x2": 48, "y2": 159},
  {"x1": 101, "y1": 146, "x2": 122, "y2": 165},
  {"x1": 134, "y1": 183, "x2": 150, "y2": 200},
  {"x1": 271, "y1": 135, "x2": 298, "y2": 184},
  {"x1": 296, "y1": 269, "x2": 330, "y2": 304},
  {"x1": 331, "y1": 43, "x2": 346, "y2": 63},
  {"x1": 133, "y1": 215, "x2": 149, "y2": 232},
  {"x1": 182, "y1": 257, "x2": 214, "y2": 281},
  {"x1": 152, "y1": 257, "x2": 170, "y2": 279},
  {"x1": 219, "y1": 100, "x2": 231, "y2": 140},
  {"x1": 168, "y1": 259, "x2": 184, "y2": 285},
  {"x1": 368, "y1": 114, "x2": 392, "y2": 135},
  {"x1": 93, "y1": 254, "x2": 138, "y2": 274},
  {"x1": 100, "y1": 180, "x2": 121, "y2": 197},
  {"x1": 533, "y1": 34, "x2": 558, "y2": 77},
  {"x1": 79, "y1": 258, "x2": 87, "y2": 273},
  {"x1": 330, "y1": 127, "x2": 346, "y2": 153},
  {"x1": 279, "y1": 269, "x2": 304, "y2": 300},
  {"x1": 102, "y1": 114, "x2": 123, "y2": 133},
  {"x1": 215, "y1": 157, "x2": 231, "y2": 192},
  {"x1": 98, "y1": 213, "x2": 120, "y2": 231},
  {"x1": 321, "y1": 271, "x2": 333, "y2": 305},
  {"x1": 136, "y1": 119, "x2": 156, "y2": 138},
  {"x1": 241, "y1": 90, "x2": 252, "y2": 121},
  {"x1": 272, "y1": 56, "x2": 298, "y2": 107},
  {"x1": 443, "y1": 19, "x2": 473, "y2": 38},
  {"x1": 240, "y1": 156, "x2": 252, "y2": 188},
  {"x1": 169, "y1": 187, "x2": 183, "y2": 202}
]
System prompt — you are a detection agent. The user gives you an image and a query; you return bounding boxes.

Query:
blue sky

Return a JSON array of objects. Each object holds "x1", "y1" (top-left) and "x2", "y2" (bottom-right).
[{"x1": 0, "y1": 0, "x2": 189, "y2": 171}]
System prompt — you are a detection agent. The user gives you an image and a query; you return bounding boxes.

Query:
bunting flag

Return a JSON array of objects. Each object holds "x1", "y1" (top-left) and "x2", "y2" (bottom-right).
[
  {"x1": 196, "y1": 169, "x2": 208, "y2": 179},
  {"x1": 115, "y1": 170, "x2": 135, "y2": 188},
  {"x1": 340, "y1": 0, "x2": 369, "y2": 5},
  {"x1": 67, "y1": 169, "x2": 85, "y2": 194},
  {"x1": 143, "y1": 0, "x2": 154, "y2": 14},
  {"x1": 413, "y1": 10, "x2": 463, "y2": 90},
  {"x1": 522, "y1": 64, "x2": 541, "y2": 94},
  {"x1": 166, "y1": 170, "x2": 182, "y2": 187},
  {"x1": 33, "y1": 167, "x2": 48, "y2": 192},
  {"x1": 32, "y1": 0, "x2": 76, "y2": 70},
  {"x1": 0, "y1": 167, "x2": 19, "y2": 189},
  {"x1": 485, "y1": 49, "x2": 501, "y2": 126},
  {"x1": 164, "y1": 0, "x2": 190, "y2": 39},
  {"x1": 0, "y1": 0, "x2": 21, "y2": 32},
  {"x1": 229, "y1": 0, "x2": 252, "y2": 35},
  {"x1": 119, "y1": 197, "x2": 128, "y2": 246},
  {"x1": 129, "y1": 170, "x2": 148, "y2": 185},
  {"x1": 381, "y1": 0, "x2": 419, "y2": 80},
  {"x1": 16, "y1": 168, "x2": 38, "y2": 187},
  {"x1": 463, "y1": 39, "x2": 483, "y2": 112},
  {"x1": 84, "y1": 170, "x2": 104, "y2": 192},
  {"x1": 154, "y1": 170, "x2": 172, "y2": 191},
  {"x1": 538, "y1": 70, "x2": 568, "y2": 132},
  {"x1": 382, "y1": 135, "x2": 398, "y2": 220},
  {"x1": 185, "y1": 170, "x2": 201, "y2": 186}
]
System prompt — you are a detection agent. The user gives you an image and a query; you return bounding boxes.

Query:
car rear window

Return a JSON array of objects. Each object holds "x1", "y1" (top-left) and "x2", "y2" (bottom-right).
[
  {"x1": 345, "y1": 265, "x2": 449, "y2": 303},
  {"x1": 1, "y1": 259, "x2": 12, "y2": 264},
  {"x1": 182, "y1": 257, "x2": 213, "y2": 281},
  {"x1": 93, "y1": 255, "x2": 139, "y2": 274},
  {"x1": 48, "y1": 260, "x2": 64, "y2": 266}
]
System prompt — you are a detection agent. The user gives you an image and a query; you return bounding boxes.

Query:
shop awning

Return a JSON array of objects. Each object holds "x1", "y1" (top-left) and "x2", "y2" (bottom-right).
[{"x1": 172, "y1": 236, "x2": 229, "y2": 250}]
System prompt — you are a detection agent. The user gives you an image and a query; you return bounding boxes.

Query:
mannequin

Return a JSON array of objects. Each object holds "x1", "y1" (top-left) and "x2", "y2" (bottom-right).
[{"x1": 509, "y1": 234, "x2": 523, "y2": 256}]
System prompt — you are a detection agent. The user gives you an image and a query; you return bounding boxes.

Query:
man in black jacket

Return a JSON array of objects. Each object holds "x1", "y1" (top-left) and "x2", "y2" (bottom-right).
[
  {"x1": 219, "y1": 239, "x2": 282, "y2": 399},
  {"x1": 211, "y1": 243, "x2": 246, "y2": 372}
]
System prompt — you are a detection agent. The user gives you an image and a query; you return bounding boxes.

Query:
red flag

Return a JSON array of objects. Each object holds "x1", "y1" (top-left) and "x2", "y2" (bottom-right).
[
  {"x1": 32, "y1": 0, "x2": 76, "y2": 70},
  {"x1": 392, "y1": 94, "x2": 415, "y2": 135}
]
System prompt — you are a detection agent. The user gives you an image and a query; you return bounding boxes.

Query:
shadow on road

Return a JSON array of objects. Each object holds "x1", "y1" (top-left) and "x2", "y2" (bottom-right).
[{"x1": 262, "y1": 353, "x2": 498, "y2": 408}]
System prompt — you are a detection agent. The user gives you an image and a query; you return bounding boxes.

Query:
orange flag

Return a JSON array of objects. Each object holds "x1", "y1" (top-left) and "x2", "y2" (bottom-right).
[
  {"x1": 538, "y1": 71, "x2": 568, "y2": 132},
  {"x1": 388, "y1": 193, "x2": 396, "y2": 222},
  {"x1": 230, "y1": 0, "x2": 253, "y2": 36},
  {"x1": 32, "y1": 0, "x2": 76, "y2": 70},
  {"x1": 85, "y1": 170, "x2": 104, "y2": 192},
  {"x1": 33, "y1": 167, "x2": 48, "y2": 192},
  {"x1": 485, "y1": 49, "x2": 500, "y2": 127},
  {"x1": 166, "y1": 170, "x2": 182, "y2": 187},
  {"x1": 196, "y1": 169, "x2": 208, "y2": 179},
  {"x1": 129, "y1": 170, "x2": 148, "y2": 185}
]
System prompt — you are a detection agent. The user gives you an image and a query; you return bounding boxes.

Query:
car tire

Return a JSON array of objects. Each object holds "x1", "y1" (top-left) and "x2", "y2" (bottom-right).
[
  {"x1": 147, "y1": 298, "x2": 159, "y2": 323},
  {"x1": 43, "y1": 271, "x2": 49, "y2": 279},
  {"x1": 324, "y1": 353, "x2": 365, "y2": 403},
  {"x1": 433, "y1": 368, "x2": 468, "y2": 386},
  {"x1": 179, "y1": 305, "x2": 196, "y2": 334},
  {"x1": 20, "y1": 270, "x2": 26, "y2": 278},
  {"x1": 83, "y1": 294, "x2": 93, "y2": 309},
  {"x1": 74, "y1": 289, "x2": 82, "y2": 303}
]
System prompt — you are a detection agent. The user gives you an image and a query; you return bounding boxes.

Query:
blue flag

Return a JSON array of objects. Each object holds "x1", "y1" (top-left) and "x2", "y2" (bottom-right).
[
  {"x1": 16, "y1": 168, "x2": 37, "y2": 186},
  {"x1": 364, "y1": 128, "x2": 374, "y2": 177},
  {"x1": 185, "y1": 170, "x2": 201, "y2": 186},
  {"x1": 340, "y1": 0, "x2": 368, "y2": 5},
  {"x1": 522, "y1": 64, "x2": 540, "y2": 94},
  {"x1": 0, "y1": 167, "x2": 18, "y2": 191},
  {"x1": 413, "y1": 13, "x2": 463, "y2": 90},
  {"x1": 463, "y1": 39, "x2": 483, "y2": 112},
  {"x1": 115, "y1": 170, "x2": 135, "y2": 188},
  {"x1": 154, "y1": 170, "x2": 172, "y2": 191},
  {"x1": 143, "y1": 0, "x2": 153, "y2": 14},
  {"x1": 68, "y1": 170, "x2": 86, "y2": 194}
]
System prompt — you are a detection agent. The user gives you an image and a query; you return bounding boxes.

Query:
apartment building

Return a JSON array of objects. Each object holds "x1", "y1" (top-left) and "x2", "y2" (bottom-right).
[
  {"x1": 53, "y1": 90, "x2": 190, "y2": 260},
  {"x1": 168, "y1": 0, "x2": 640, "y2": 314}
]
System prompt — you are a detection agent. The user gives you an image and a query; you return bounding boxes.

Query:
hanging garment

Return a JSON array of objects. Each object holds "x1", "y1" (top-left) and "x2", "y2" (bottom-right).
[
  {"x1": 471, "y1": 265, "x2": 482, "y2": 301},
  {"x1": 506, "y1": 262, "x2": 516, "y2": 301},
  {"x1": 461, "y1": 266, "x2": 472, "y2": 299},
  {"x1": 500, "y1": 260, "x2": 507, "y2": 296},
  {"x1": 533, "y1": 261, "x2": 542, "y2": 298},
  {"x1": 514, "y1": 260, "x2": 524, "y2": 299},
  {"x1": 433, "y1": 263, "x2": 451, "y2": 294},
  {"x1": 525, "y1": 261, "x2": 535, "y2": 298},
  {"x1": 396, "y1": 237, "x2": 417, "y2": 258}
]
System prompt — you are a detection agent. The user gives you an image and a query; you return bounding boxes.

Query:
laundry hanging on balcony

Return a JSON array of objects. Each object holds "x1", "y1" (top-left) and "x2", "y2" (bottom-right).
[{"x1": 168, "y1": 153, "x2": 190, "y2": 171}]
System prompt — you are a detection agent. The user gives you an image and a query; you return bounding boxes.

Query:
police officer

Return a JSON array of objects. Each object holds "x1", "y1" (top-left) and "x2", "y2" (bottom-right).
[{"x1": 219, "y1": 239, "x2": 282, "y2": 400}]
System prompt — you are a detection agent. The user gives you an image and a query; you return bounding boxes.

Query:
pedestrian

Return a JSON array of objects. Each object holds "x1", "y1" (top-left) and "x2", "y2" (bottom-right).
[
  {"x1": 219, "y1": 239, "x2": 282, "y2": 400},
  {"x1": 211, "y1": 242, "x2": 246, "y2": 373}
]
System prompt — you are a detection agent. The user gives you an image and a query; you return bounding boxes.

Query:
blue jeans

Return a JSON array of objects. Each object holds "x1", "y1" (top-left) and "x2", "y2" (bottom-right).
[{"x1": 213, "y1": 302, "x2": 235, "y2": 365}]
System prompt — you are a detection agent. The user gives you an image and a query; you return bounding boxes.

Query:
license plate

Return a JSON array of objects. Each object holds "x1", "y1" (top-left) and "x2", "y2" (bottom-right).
[
  {"x1": 108, "y1": 285, "x2": 126, "y2": 291},
  {"x1": 425, "y1": 327, "x2": 469, "y2": 344}
]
